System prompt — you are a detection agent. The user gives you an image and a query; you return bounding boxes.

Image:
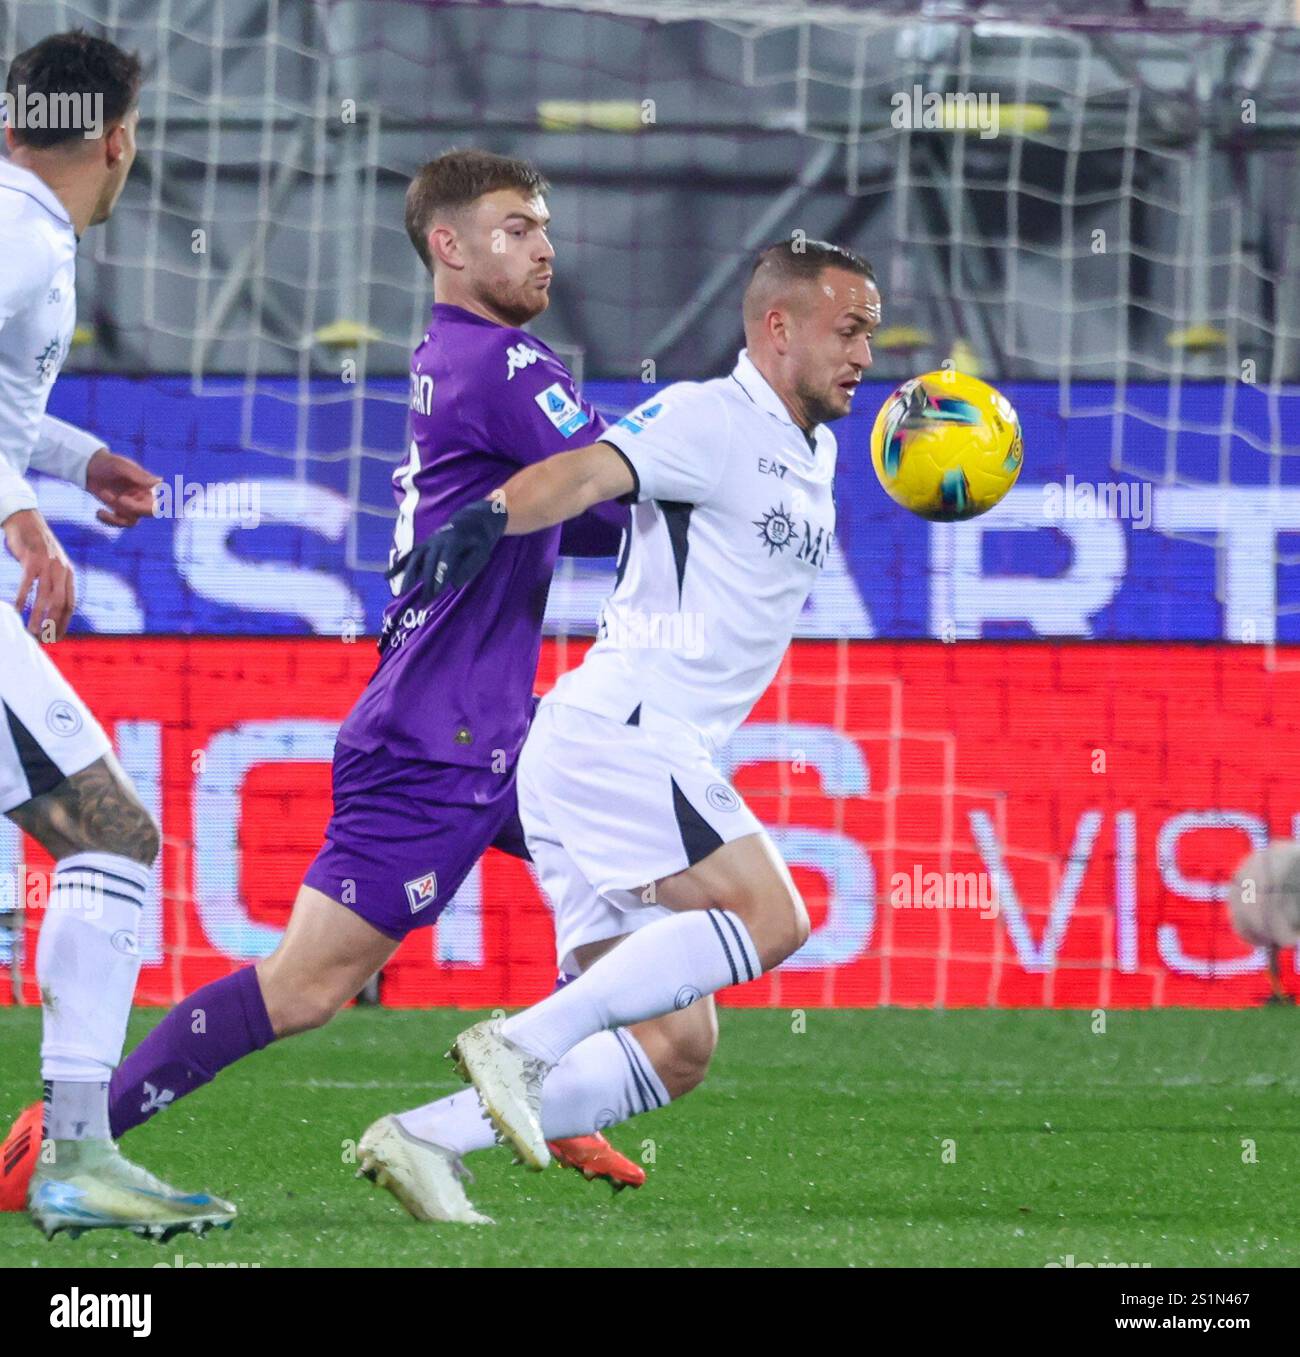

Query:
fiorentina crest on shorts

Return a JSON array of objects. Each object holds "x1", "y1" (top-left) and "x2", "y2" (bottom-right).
[{"x1": 404, "y1": 872, "x2": 439, "y2": 914}]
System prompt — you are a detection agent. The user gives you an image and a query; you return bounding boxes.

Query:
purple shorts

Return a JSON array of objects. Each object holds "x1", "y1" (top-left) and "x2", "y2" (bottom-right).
[{"x1": 302, "y1": 741, "x2": 529, "y2": 941}]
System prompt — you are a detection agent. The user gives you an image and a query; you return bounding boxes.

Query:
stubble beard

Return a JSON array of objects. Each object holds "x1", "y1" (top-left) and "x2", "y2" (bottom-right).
[{"x1": 481, "y1": 276, "x2": 548, "y2": 328}]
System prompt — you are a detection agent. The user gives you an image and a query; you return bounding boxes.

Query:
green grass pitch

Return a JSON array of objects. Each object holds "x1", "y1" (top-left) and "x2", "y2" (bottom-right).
[{"x1": 2, "y1": 1006, "x2": 1298, "y2": 1268}]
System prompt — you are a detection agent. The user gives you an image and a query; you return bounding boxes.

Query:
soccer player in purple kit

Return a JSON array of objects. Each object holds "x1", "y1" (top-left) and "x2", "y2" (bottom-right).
[{"x1": 2, "y1": 150, "x2": 718, "y2": 1225}]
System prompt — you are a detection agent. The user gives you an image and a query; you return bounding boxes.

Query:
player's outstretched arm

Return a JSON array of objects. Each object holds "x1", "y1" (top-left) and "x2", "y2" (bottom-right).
[
  {"x1": 31, "y1": 419, "x2": 162, "y2": 528},
  {"x1": 390, "y1": 441, "x2": 634, "y2": 601},
  {"x1": 495, "y1": 439, "x2": 634, "y2": 536}
]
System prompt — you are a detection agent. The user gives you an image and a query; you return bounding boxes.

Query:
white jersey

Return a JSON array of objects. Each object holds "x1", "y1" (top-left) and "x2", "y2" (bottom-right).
[
  {"x1": 0, "y1": 158, "x2": 102, "y2": 526},
  {"x1": 546, "y1": 349, "x2": 838, "y2": 753}
]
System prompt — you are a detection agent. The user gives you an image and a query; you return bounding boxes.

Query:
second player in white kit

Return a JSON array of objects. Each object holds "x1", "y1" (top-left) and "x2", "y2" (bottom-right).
[
  {"x1": 522, "y1": 348, "x2": 839, "y2": 975},
  {"x1": 402, "y1": 238, "x2": 882, "y2": 1176}
]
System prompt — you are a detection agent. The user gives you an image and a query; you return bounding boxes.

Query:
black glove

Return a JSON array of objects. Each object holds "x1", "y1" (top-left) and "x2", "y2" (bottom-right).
[{"x1": 386, "y1": 497, "x2": 508, "y2": 602}]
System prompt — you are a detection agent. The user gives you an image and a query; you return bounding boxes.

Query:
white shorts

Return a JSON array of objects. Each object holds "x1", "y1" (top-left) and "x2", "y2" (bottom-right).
[
  {"x1": 517, "y1": 699, "x2": 765, "y2": 973},
  {"x1": 0, "y1": 602, "x2": 111, "y2": 814}
]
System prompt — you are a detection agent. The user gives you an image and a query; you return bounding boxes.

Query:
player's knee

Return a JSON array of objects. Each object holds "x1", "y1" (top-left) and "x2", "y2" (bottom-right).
[
  {"x1": 80, "y1": 805, "x2": 160, "y2": 868},
  {"x1": 741, "y1": 883, "x2": 809, "y2": 971},
  {"x1": 673, "y1": 1015, "x2": 718, "y2": 1094},
  {"x1": 631, "y1": 1000, "x2": 718, "y2": 1100},
  {"x1": 268, "y1": 986, "x2": 339, "y2": 1038},
  {"x1": 256, "y1": 961, "x2": 341, "y2": 1037},
  {"x1": 133, "y1": 813, "x2": 161, "y2": 868},
  {"x1": 83, "y1": 775, "x2": 161, "y2": 866},
  {"x1": 653, "y1": 1021, "x2": 716, "y2": 1099}
]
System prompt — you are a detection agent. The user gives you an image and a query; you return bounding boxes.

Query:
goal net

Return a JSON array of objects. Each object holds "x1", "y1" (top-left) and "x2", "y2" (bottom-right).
[{"x1": 2, "y1": 0, "x2": 1298, "y2": 1008}]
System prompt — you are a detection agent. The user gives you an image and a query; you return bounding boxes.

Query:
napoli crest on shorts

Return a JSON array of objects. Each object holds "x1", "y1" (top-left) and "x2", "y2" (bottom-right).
[
  {"x1": 404, "y1": 871, "x2": 439, "y2": 914},
  {"x1": 706, "y1": 783, "x2": 740, "y2": 813},
  {"x1": 45, "y1": 700, "x2": 83, "y2": 737}
]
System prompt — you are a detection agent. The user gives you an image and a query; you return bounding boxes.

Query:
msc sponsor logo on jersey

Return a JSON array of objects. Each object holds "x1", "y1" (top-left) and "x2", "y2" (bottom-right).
[
  {"x1": 506, "y1": 342, "x2": 541, "y2": 380},
  {"x1": 753, "y1": 503, "x2": 832, "y2": 567},
  {"x1": 404, "y1": 871, "x2": 439, "y2": 914},
  {"x1": 534, "y1": 382, "x2": 591, "y2": 437},
  {"x1": 35, "y1": 335, "x2": 66, "y2": 383},
  {"x1": 614, "y1": 402, "x2": 663, "y2": 435}
]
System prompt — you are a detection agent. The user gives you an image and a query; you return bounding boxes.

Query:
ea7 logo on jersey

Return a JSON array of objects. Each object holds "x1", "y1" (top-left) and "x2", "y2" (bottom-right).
[
  {"x1": 506, "y1": 343, "x2": 541, "y2": 380},
  {"x1": 534, "y1": 383, "x2": 591, "y2": 437},
  {"x1": 404, "y1": 872, "x2": 439, "y2": 914}
]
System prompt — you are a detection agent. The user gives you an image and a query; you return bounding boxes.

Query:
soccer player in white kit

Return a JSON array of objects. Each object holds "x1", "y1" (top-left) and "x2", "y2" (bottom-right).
[
  {"x1": 0, "y1": 32, "x2": 234, "y2": 1238},
  {"x1": 410, "y1": 238, "x2": 880, "y2": 1173}
]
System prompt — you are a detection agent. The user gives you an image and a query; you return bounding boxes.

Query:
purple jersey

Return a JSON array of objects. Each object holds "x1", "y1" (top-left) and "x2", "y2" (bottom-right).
[{"x1": 338, "y1": 303, "x2": 619, "y2": 768}]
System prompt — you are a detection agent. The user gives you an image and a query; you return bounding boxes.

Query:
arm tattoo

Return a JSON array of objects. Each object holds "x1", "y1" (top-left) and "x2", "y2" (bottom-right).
[{"x1": 6, "y1": 753, "x2": 159, "y2": 866}]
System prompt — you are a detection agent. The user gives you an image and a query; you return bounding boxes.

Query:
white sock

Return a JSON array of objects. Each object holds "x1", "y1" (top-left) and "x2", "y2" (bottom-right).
[
  {"x1": 397, "y1": 1029, "x2": 669, "y2": 1154},
  {"x1": 43, "y1": 1080, "x2": 110, "y2": 1141},
  {"x1": 37, "y1": 854, "x2": 147, "y2": 1130},
  {"x1": 502, "y1": 909, "x2": 760, "y2": 1066}
]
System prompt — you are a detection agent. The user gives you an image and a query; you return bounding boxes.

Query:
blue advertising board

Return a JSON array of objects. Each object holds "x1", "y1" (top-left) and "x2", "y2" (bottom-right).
[{"x1": 15, "y1": 374, "x2": 1300, "y2": 641}]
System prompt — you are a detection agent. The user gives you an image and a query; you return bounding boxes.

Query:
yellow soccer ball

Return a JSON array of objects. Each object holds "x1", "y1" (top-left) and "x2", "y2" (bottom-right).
[{"x1": 870, "y1": 370, "x2": 1023, "y2": 521}]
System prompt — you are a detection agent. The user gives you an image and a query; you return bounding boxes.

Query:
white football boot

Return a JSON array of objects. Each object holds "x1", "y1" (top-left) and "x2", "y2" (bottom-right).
[
  {"x1": 356, "y1": 1115, "x2": 493, "y2": 1225},
  {"x1": 28, "y1": 1139, "x2": 237, "y2": 1242},
  {"x1": 449, "y1": 1019, "x2": 552, "y2": 1171}
]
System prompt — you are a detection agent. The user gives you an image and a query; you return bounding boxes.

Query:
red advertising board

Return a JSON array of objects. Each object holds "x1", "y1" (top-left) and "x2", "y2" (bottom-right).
[{"x1": 2, "y1": 638, "x2": 1298, "y2": 1009}]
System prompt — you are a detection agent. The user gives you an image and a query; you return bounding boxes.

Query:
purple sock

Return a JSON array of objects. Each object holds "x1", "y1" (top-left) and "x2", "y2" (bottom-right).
[{"x1": 109, "y1": 965, "x2": 275, "y2": 1138}]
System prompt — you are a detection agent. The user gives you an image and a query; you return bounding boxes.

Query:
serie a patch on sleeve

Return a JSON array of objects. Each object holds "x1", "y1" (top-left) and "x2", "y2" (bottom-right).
[{"x1": 534, "y1": 382, "x2": 590, "y2": 437}]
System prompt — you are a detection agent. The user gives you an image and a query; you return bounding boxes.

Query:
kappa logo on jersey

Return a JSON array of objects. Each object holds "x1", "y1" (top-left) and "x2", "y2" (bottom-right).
[
  {"x1": 45, "y1": 701, "x2": 83, "y2": 737},
  {"x1": 505, "y1": 343, "x2": 541, "y2": 380},
  {"x1": 614, "y1": 402, "x2": 663, "y2": 435},
  {"x1": 534, "y1": 383, "x2": 591, "y2": 437},
  {"x1": 404, "y1": 871, "x2": 439, "y2": 914}
]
